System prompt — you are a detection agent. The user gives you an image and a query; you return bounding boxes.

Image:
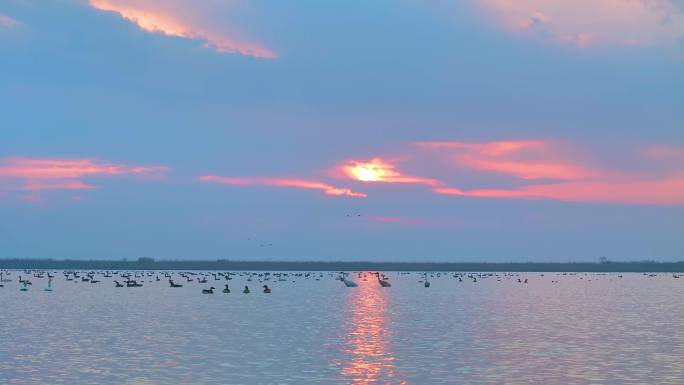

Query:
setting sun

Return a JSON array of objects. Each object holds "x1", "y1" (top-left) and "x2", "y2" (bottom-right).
[
  {"x1": 344, "y1": 159, "x2": 394, "y2": 182},
  {"x1": 342, "y1": 158, "x2": 442, "y2": 186},
  {"x1": 350, "y1": 164, "x2": 382, "y2": 182}
]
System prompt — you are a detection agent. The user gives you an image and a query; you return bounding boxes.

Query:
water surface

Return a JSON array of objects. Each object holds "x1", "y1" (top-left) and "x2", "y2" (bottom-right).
[{"x1": 1, "y1": 272, "x2": 683, "y2": 384}]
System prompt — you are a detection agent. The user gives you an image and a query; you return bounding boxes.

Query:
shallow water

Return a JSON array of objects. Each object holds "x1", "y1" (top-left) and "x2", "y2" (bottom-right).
[{"x1": 1, "y1": 271, "x2": 683, "y2": 385}]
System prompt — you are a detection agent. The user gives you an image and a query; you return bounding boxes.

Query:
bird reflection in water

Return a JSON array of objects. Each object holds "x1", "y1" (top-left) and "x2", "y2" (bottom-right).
[{"x1": 340, "y1": 277, "x2": 406, "y2": 385}]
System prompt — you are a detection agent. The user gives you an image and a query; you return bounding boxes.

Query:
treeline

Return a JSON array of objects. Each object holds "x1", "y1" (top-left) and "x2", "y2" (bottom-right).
[{"x1": 1, "y1": 258, "x2": 684, "y2": 272}]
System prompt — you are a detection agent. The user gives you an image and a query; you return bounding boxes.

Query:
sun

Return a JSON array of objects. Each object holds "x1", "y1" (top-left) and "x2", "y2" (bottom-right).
[
  {"x1": 343, "y1": 159, "x2": 395, "y2": 182},
  {"x1": 352, "y1": 165, "x2": 381, "y2": 182}
]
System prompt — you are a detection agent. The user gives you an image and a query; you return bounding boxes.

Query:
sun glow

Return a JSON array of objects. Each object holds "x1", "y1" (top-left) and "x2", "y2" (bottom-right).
[
  {"x1": 342, "y1": 158, "x2": 441, "y2": 186},
  {"x1": 350, "y1": 164, "x2": 383, "y2": 182}
]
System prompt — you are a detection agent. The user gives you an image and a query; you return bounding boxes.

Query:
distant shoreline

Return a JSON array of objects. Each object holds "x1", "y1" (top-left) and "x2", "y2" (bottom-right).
[{"x1": 1, "y1": 258, "x2": 683, "y2": 272}]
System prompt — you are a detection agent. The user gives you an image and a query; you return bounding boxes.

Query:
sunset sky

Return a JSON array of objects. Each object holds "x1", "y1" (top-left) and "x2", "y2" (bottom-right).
[{"x1": 1, "y1": 0, "x2": 683, "y2": 261}]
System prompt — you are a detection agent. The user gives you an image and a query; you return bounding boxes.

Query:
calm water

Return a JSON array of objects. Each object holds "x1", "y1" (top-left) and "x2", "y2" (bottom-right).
[{"x1": 1, "y1": 271, "x2": 683, "y2": 385}]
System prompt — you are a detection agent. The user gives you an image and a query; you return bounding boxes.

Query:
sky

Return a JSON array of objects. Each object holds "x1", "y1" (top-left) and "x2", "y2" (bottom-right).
[{"x1": 1, "y1": 0, "x2": 683, "y2": 262}]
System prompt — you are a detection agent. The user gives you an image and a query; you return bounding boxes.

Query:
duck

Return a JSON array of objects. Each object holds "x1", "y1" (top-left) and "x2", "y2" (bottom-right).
[
  {"x1": 169, "y1": 280, "x2": 183, "y2": 288},
  {"x1": 243, "y1": 286, "x2": 250, "y2": 294},
  {"x1": 114, "y1": 280, "x2": 124, "y2": 287},
  {"x1": 262, "y1": 285, "x2": 271, "y2": 293},
  {"x1": 222, "y1": 284, "x2": 230, "y2": 293},
  {"x1": 202, "y1": 287, "x2": 215, "y2": 294}
]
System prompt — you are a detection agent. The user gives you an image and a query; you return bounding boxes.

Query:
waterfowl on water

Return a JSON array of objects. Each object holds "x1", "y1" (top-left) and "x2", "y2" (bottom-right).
[
  {"x1": 243, "y1": 286, "x2": 250, "y2": 294},
  {"x1": 114, "y1": 280, "x2": 124, "y2": 287},
  {"x1": 422, "y1": 273, "x2": 431, "y2": 288},
  {"x1": 169, "y1": 280, "x2": 183, "y2": 288},
  {"x1": 202, "y1": 287, "x2": 215, "y2": 294},
  {"x1": 223, "y1": 284, "x2": 230, "y2": 293},
  {"x1": 340, "y1": 276, "x2": 358, "y2": 287},
  {"x1": 375, "y1": 272, "x2": 391, "y2": 287},
  {"x1": 263, "y1": 285, "x2": 271, "y2": 293},
  {"x1": 44, "y1": 278, "x2": 53, "y2": 292},
  {"x1": 126, "y1": 280, "x2": 143, "y2": 287}
]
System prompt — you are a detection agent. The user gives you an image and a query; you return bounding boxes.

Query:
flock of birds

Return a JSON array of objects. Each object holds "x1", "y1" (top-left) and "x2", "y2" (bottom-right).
[
  {"x1": 0, "y1": 270, "x2": 283, "y2": 294},
  {"x1": 0, "y1": 270, "x2": 681, "y2": 294}
]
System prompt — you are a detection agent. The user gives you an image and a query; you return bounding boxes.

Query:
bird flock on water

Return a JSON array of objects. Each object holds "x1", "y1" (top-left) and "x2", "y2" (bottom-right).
[{"x1": 0, "y1": 269, "x2": 679, "y2": 294}]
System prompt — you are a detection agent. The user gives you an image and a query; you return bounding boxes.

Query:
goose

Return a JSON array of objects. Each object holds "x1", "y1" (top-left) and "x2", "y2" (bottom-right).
[
  {"x1": 340, "y1": 276, "x2": 358, "y2": 287},
  {"x1": 222, "y1": 284, "x2": 230, "y2": 293},
  {"x1": 375, "y1": 272, "x2": 391, "y2": 287},
  {"x1": 44, "y1": 278, "x2": 53, "y2": 292},
  {"x1": 243, "y1": 286, "x2": 250, "y2": 294},
  {"x1": 126, "y1": 280, "x2": 143, "y2": 287}
]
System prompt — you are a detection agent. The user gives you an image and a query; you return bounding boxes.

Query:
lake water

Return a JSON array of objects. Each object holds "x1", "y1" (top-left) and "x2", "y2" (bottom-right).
[{"x1": 1, "y1": 271, "x2": 683, "y2": 384}]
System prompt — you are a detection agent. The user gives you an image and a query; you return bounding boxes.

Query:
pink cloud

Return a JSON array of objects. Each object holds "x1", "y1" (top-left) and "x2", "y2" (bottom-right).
[
  {"x1": 21, "y1": 181, "x2": 96, "y2": 191},
  {"x1": 366, "y1": 216, "x2": 430, "y2": 225},
  {"x1": 456, "y1": 157, "x2": 601, "y2": 180},
  {"x1": 417, "y1": 140, "x2": 546, "y2": 156},
  {"x1": 478, "y1": 0, "x2": 684, "y2": 47},
  {"x1": 199, "y1": 175, "x2": 367, "y2": 198},
  {"x1": 434, "y1": 176, "x2": 684, "y2": 205},
  {"x1": 641, "y1": 145, "x2": 684, "y2": 160},
  {"x1": 89, "y1": 0, "x2": 276, "y2": 58},
  {"x1": 417, "y1": 139, "x2": 605, "y2": 180},
  {"x1": 0, "y1": 158, "x2": 168, "y2": 192},
  {"x1": 352, "y1": 138, "x2": 684, "y2": 205},
  {"x1": 0, "y1": 15, "x2": 19, "y2": 29}
]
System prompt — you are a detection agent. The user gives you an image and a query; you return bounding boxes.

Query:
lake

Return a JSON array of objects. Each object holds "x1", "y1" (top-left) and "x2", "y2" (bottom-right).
[{"x1": 1, "y1": 271, "x2": 683, "y2": 384}]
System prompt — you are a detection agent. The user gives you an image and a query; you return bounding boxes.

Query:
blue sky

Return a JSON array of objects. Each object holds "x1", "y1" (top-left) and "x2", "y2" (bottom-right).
[{"x1": 1, "y1": 0, "x2": 683, "y2": 261}]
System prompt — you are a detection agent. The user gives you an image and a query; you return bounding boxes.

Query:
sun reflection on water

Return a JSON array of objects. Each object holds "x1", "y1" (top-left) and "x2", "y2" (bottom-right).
[{"x1": 340, "y1": 276, "x2": 406, "y2": 385}]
